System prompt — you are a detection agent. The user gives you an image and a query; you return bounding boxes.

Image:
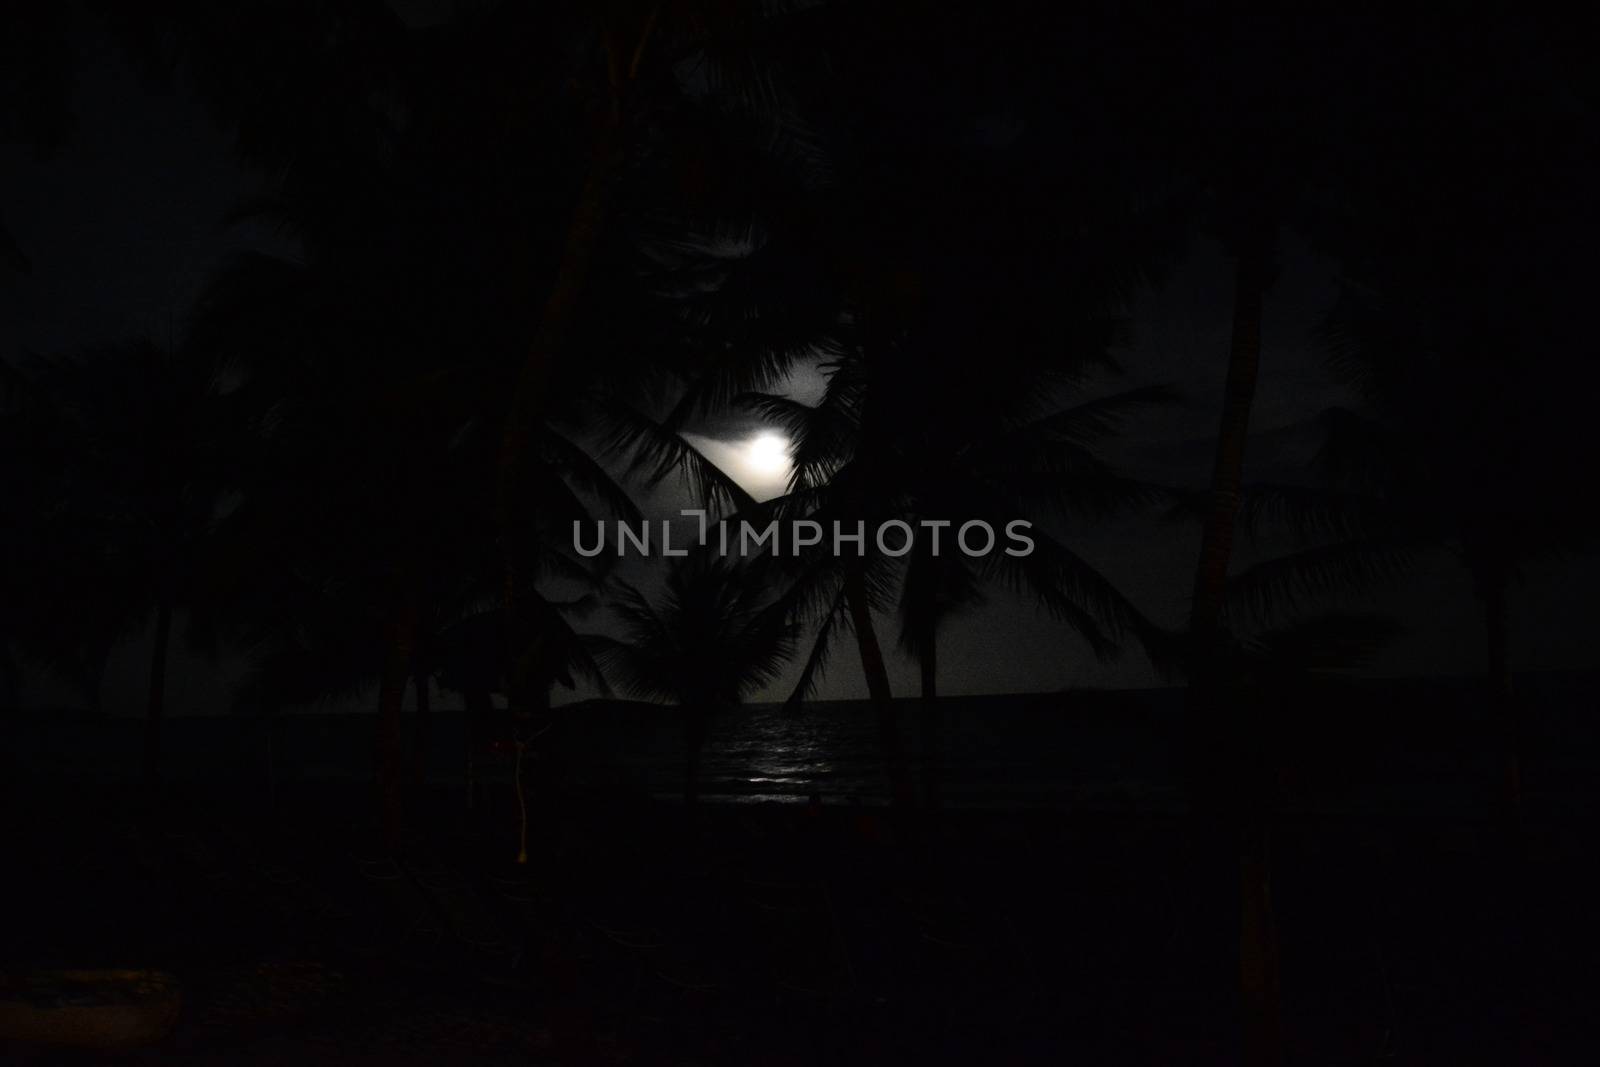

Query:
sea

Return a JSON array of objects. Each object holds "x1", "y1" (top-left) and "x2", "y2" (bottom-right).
[{"x1": 6, "y1": 674, "x2": 1600, "y2": 814}]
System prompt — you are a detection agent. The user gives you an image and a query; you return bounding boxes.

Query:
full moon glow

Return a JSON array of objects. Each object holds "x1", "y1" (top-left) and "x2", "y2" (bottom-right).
[
  {"x1": 744, "y1": 432, "x2": 791, "y2": 477},
  {"x1": 681, "y1": 428, "x2": 793, "y2": 502}
]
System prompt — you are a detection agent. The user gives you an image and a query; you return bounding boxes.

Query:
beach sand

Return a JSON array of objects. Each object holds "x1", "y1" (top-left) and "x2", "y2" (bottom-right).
[{"x1": 5, "y1": 780, "x2": 1598, "y2": 1063}]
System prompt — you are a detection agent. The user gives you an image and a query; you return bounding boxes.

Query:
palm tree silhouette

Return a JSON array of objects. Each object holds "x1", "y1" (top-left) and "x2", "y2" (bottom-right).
[
  {"x1": 1222, "y1": 19, "x2": 1598, "y2": 834},
  {"x1": 628, "y1": 12, "x2": 1188, "y2": 807},
  {"x1": 591, "y1": 552, "x2": 797, "y2": 806},
  {"x1": 188, "y1": 218, "x2": 647, "y2": 843},
  {"x1": 1229, "y1": 278, "x2": 1595, "y2": 828},
  {"x1": 743, "y1": 344, "x2": 1173, "y2": 808},
  {"x1": 484, "y1": 0, "x2": 831, "y2": 732},
  {"x1": 8, "y1": 339, "x2": 239, "y2": 783},
  {"x1": 99, "y1": 0, "x2": 898, "y2": 838},
  {"x1": 1169, "y1": 24, "x2": 1599, "y2": 1052},
  {"x1": 0, "y1": 359, "x2": 129, "y2": 714},
  {"x1": 1142, "y1": 18, "x2": 1399, "y2": 1063}
]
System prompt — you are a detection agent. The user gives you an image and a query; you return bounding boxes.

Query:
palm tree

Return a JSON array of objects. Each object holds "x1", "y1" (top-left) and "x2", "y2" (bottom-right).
[
  {"x1": 196, "y1": 246, "x2": 641, "y2": 849},
  {"x1": 105, "y1": 0, "x2": 979, "y2": 837},
  {"x1": 13, "y1": 339, "x2": 238, "y2": 784},
  {"x1": 706, "y1": 48, "x2": 1183, "y2": 786},
  {"x1": 894, "y1": 543, "x2": 982, "y2": 809},
  {"x1": 591, "y1": 552, "x2": 797, "y2": 805},
  {"x1": 1185, "y1": 26, "x2": 1595, "y2": 1052},
  {"x1": 482, "y1": 0, "x2": 835, "y2": 730},
  {"x1": 742, "y1": 345, "x2": 1174, "y2": 808},
  {"x1": 168, "y1": 0, "x2": 788, "y2": 835},
  {"x1": 1227, "y1": 289, "x2": 1595, "y2": 827},
  {"x1": 1139, "y1": 18, "x2": 1396, "y2": 1064},
  {"x1": 1223, "y1": 17, "x2": 1598, "y2": 832},
  {"x1": 623, "y1": 7, "x2": 1189, "y2": 807},
  {"x1": 0, "y1": 360, "x2": 129, "y2": 714}
]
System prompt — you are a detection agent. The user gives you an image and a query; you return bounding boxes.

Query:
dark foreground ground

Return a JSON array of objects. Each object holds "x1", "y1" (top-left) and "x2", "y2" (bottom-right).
[{"x1": 4, "y1": 779, "x2": 1599, "y2": 1065}]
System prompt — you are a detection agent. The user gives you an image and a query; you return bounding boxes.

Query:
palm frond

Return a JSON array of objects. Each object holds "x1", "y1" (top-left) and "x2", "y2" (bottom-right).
[
  {"x1": 1005, "y1": 384, "x2": 1181, "y2": 447},
  {"x1": 784, "y1": 581, "x2": 849, "y2": 709},
  {"x1": 1235, "y1": 482, "x2": 1378, "y2": 546},
  {"x1": 976, "y1": 528, "x2": 1138, "y2": 662},
  {"x1": 1226, "y1": 538, "x2": 1423, "y2": 626},
  {"x1": 598, "y1": 402, "x2": 756, "y2": 516}
]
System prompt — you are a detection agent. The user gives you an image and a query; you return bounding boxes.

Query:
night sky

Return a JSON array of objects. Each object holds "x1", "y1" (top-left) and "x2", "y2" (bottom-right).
[{"x1": 7, "y1": 7, "x2": 1600, "y2": 715}]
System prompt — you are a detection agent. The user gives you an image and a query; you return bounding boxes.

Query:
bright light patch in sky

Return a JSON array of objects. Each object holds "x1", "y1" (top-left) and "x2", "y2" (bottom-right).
[
  {"x1": 682, "y1": 429, "x2": 793, "y2": 501},
  {"x1": 744, "y1": 432, "x2": 791, "y2": 477}
]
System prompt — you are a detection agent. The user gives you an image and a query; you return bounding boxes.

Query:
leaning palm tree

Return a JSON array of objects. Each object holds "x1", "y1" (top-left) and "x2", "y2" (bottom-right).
[{"x1": 591, "y1": 552, "x2": 797, "y2": 805}]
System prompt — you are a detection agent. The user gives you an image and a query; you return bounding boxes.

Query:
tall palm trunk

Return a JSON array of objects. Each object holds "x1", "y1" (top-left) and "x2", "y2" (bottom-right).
[
  {"x1": 377, "y1": 594, "x2": 417, "y2": 853},
  {"x1": 498, "y1": 140, "x2": 618, "y2": 715},
  {"x1": 1188, "y1": 243, "x2": 1268, "y2": 642},
  {"x1": 497, "y1": 21, "x2": 656, "y2": 716},
  {"x1": 1186, "y1": 235, "x2": 1282, "y2": 1067},
  {"x1": 844, "y1": 566, "x2": 909, "y2": 807},
  {"x1": 142, "y1": 597, "x2": 174, "y2": 787},
  {"x1": 1240, "y1": 823, "x2": 1282, "y2": 1062}
]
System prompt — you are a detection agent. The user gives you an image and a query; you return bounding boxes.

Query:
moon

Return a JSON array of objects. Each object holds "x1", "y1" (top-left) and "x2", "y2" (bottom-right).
[
  {"x1": 680, "y1": 428, "x2": 793, "y2": 502},
  {"x1": 744, "y1": 432, "x2": 791, "y2": 477}
]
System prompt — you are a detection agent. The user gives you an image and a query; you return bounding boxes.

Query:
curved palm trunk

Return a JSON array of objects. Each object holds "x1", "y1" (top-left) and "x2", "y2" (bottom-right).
[
  {"x1": 377, "y1": 596, "x2": 417, "y2": 854},
  {"x1": 844, "y1": 567, "x2": 910, "y2": 808},
  {"x1": 1186, "y1": 238, "x2": 1282, "y2": 1067},
  {"x1": 142, "y1": 597, "x2": 174, "y2": 787}
]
